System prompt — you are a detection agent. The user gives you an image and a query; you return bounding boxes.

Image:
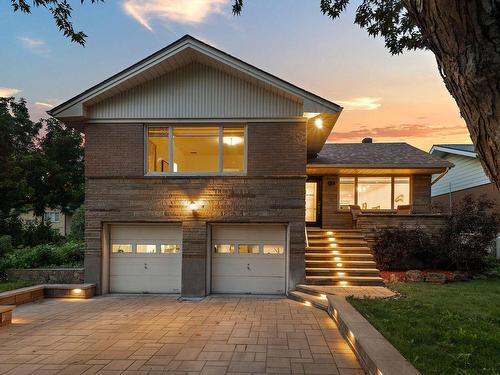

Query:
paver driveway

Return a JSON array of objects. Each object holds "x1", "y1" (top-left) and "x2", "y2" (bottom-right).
[{"x1": 0, "y1": 295, "x2": 363, "y2": 375}]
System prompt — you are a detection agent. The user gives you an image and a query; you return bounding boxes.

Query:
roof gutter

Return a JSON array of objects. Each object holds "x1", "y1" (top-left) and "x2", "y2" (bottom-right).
[{"x1": 431, "y1": 166, "x2": 451, "y2": 185}]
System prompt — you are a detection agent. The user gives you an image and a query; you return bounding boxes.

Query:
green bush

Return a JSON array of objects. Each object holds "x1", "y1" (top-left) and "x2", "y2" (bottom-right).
[
  {"x1": 0, "y1": 215, "x2": 62, "y2": 247},
  {"x1": 5, "y1": 241, "x2": 84, "y2": 269},
  {"x1": 0, "y1": 235, "x2": 13, "y2": 277},
  {"x1": 69, "y1": 204, "x2": 84, "y2": 241}
]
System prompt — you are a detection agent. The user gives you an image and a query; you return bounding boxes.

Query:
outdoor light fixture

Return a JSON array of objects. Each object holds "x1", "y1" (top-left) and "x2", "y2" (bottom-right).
[
  {"x1": 337, "y1": 272, "x2": 345, "y2": 276},
  {"x1": 320, "y1": 294, "x2": 327, "y2": 300},
  {"x1": 73, "y1": 288, "x2": 82, "y2": 294},
  {"x1": 304, "y1": 301, "x2": 312, "y2": 306},
  {"x1": 329, "y1": 243, "x2": 337, "y2": 247},
  {"x1": 326, "y1": 231, "x2": 333, "y2": 235},
  {"x1": 314, "y1": 118, "x2": 323, "y2": 129},
  {"x1": 188, "y1": 201, "x2": 198, "y2": 210},
  {"x1": 339, "y1": 281, "x2": 348, "y2": 286},
  {"x1": 328, "y1": 238, "x2": 335, "y2": 242},
  {"x1": 336, "y1": 263, "x2": 343, "y2": 267},
  {"x1": 334, "y1": 257, "x2": 341, "y2": 261}
]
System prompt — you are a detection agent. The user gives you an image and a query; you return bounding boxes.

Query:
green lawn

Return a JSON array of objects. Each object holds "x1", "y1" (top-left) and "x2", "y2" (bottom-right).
[
  {"x1": 348, "y1": 281, "x2": 500, "y2": 375},
  {"x1": 0, "y1": 280, "x2": 34, "y2": 293}
]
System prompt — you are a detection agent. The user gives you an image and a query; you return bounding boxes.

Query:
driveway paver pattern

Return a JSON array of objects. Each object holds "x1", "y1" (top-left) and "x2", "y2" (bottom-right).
[{"x1": 0, "y1": 295, "x2": 363, "y2": 375}]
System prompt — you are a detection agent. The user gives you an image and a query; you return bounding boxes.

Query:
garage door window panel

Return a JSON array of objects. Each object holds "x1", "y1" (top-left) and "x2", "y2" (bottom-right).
[
  {"x1": 214, "y1": 244, "x2": 234, "y2": 254},
  {"x1": 136, "y1": 244, "x2": 157, "y2": 254},
  {"x1": 112, "y1": 243, "x2": 133, "y2": 253},
  {"x1": 160, "y1": 244, "x2": 181, "y2": 254},
  {"x1": 263, "y1": 244, "x2": 284, "y2": 255},
  {"x1": 238, "y1": 244, "x2": 260, "y2": 254}
]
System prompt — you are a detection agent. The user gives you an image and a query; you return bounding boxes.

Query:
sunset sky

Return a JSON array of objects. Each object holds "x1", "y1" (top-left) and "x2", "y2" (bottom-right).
[{"x1": 0, "y1": 0, "x2": 471, "y2": 151}]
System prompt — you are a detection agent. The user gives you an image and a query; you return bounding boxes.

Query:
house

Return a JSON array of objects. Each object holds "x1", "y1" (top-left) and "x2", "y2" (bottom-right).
[
  {"x1": 430, "y1": 144, "x2": 500, "y2": 213},
  {"x1": 430, "y1": 144, "x2": 500, "y2": 257},
  {"x1": 19, "y1": 209, "x2": 73, "y2": 236},
  {"x1": 49, "y1": 35, "x2": 451, "y2": 296}
]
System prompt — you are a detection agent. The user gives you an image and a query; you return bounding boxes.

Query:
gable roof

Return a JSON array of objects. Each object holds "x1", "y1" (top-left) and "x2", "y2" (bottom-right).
[
  {"x1": 309, "y1": 142, "x2": 453, "y2": 169},
  {"x1": 48, "y1": 35, "x2": 341, "y2": 120},
  {"x1": 430, "y1": 144, "x2": 476, "y2": 158}
]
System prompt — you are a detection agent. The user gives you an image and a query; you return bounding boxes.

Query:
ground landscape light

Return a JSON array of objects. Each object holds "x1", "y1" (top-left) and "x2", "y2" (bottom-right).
[{"x1": 73, "y1": 288, "x2": 82, "y2": 294}]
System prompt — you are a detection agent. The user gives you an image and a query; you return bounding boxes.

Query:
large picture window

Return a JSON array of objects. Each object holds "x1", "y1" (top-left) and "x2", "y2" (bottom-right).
[
  {"x1": 146, "y1": 126, "x2": 245, "y2": 174},
  {"x1": 339, "y1": 176, "x2": 411, "y2": 210}
]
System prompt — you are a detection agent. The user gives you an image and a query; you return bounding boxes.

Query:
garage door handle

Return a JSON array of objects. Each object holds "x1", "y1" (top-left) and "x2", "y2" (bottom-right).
[
  {"x1": 247, "y1": 264, "x2": 251, "y2": 270},
  {"x1": 144, "y1": 263, "x2": 148, "y2": 270}
]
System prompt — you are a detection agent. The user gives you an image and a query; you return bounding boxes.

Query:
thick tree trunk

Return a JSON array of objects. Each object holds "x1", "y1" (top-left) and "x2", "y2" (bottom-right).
[{"x1": 403, "y1": 0, "x2": 500, "y2": 188}]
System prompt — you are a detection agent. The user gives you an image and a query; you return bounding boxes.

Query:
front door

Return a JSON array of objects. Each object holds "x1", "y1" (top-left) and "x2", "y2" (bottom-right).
[{"x1": 305, "y1": 178, "x2": 321, "y2": 226}]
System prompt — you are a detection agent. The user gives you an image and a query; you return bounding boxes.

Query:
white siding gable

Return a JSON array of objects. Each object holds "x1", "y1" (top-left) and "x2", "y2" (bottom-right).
[
  {"x1": 87, "y1": 62, "x2": 303, "y2": 119},
  {"x1": 432, "y1": 154, "x2": 491, "y2": 196}
]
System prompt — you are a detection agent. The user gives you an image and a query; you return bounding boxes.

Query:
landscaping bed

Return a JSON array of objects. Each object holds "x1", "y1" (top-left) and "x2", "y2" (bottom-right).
[{"x1": 348, "y1": 281, "x2": 500, "y2": 375}]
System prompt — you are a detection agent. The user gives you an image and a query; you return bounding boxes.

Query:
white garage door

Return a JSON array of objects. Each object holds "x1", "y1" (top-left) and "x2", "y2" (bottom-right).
[
  {"x1": 110, "y1": 224, "x2": 182, "y2": 293},
  {"x1": 211, "y1": 224, "x2": 286, "y2": 294}
]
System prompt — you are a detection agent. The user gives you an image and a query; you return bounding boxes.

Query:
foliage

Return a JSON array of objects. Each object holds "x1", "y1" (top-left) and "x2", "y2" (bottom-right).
[
  {"x1": 0, "y1": 216, "x2": 62, "y2": 248},
  {"x1": 0, "y1": 280, "x2": 34, "y2": 293},
  {"x1": 233, "y1": 0, "x2": 426, "y2": 54},
  {"x1": 438, "y1": 195, "x2": 499, "y2": 274},
  {"x1": 0, "y1": 235, "x2": 14, "y2": 276},
  {"x1": 69, "y1": 205, "x2": 85, "y2": 241},
  {"x1": 10, "y1": 0, "x2": 103, "y2": 45},
  {"x1": 373, "y1": 225, "x2": 440, "y2": 271},
  {"x1": 5, "y1": 241, "x2": 85, "y2": 269},
  {"x1": 0, "y1": 98, "x2": 84, "y2": 238},
  {"x1": 373, "y1": 195, "x2": 499, "y2": 273},
  {"x1": 348, "y1": 281, "x2": 500, "y2": 375}
]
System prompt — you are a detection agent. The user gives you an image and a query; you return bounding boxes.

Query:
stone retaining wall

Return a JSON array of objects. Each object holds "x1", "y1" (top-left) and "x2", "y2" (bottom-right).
[{"x1": 6, "y1": 268, "x2": 84, "y2": 284}]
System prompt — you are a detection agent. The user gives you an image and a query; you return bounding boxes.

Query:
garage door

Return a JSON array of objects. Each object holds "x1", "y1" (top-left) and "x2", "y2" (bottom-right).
[
  {"x1": 110, "y1": 224, "x2": 182, "y2": 293},
  {"x1": 211, "y1": 224, "x2": 286, "y2": 294}
]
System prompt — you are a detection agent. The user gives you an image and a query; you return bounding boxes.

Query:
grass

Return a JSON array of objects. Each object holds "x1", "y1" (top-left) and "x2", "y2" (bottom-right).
[
  {"x1": 348, "y1": 281, "x2": 500, "y2": 375},
  {"x1": 0, "y1": 280, "x2": 34, "y2": 293}
]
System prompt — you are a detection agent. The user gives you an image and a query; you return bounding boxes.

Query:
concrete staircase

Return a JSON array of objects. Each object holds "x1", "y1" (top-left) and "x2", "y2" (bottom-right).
[{"x1": 304, "y1": 228, "x2": 383, "y2": 287}]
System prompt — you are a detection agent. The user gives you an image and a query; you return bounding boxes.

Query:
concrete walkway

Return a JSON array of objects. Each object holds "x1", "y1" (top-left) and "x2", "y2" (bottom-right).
[{"x1": 0, "y1": 295, "x2": 363, "y2": 375}]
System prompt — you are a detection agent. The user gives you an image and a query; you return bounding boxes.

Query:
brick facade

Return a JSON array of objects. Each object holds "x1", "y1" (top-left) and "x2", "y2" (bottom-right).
[{"x1": 84, "y1": 121, "x2": 307, "y2": 296}]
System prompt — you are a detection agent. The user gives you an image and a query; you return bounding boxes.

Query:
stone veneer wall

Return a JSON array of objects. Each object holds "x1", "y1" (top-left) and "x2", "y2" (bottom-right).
[
  {"x1": 6, "y1": 268, "x2": 85, "y2": 284},
  {"x1": 84, "y1": 121, "x2": 307, "y2": 296}
]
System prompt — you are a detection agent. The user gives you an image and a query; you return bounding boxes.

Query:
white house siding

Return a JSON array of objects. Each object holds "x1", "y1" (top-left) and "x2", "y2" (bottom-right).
[
  {"x1": 87, "y1": 62, "x2": 303, "y2": 119},
  {"x1": 432, "y1": 154, "x2": 491, "y2": 196}
]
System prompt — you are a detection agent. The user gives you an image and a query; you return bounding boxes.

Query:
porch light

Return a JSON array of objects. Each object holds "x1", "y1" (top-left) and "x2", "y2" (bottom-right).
[
  {"x1": 188, "y1": 201, "x2": 198, "y2": 210},
  {"x1": 314, "y1": 118, "x2": 323, "y2": 129}
]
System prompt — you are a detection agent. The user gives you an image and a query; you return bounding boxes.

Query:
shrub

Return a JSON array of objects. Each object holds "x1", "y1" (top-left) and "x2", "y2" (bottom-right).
[
  {"x1": 5, "y1": 241, "x2": 84, "y2": 269},
  {"x1": 69, "y1": 204, "x2": 84, "y2": 241},
  {"x1": 0, "y1": 215, "x2": 62, "y2": 248},
  {"x1": 436, "y1": 195, "x2": 499, "y2": 274},
  {"x1": 373, "y1": 226, "x2": 438, "y2": 271},
  {"x1": 0, "y1": 235, "x2": 13, "y2": 277}
]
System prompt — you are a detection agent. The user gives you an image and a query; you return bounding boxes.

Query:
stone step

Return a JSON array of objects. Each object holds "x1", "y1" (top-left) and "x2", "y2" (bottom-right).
[
  {"x1": 306, "y1": 268, "x2": 381, "y2": 277},
  {"x1": 287, "y1": 290, "x2": 328, "y2": 311},
  {"x1": 306, "y1": 260, "x2": 377, "y2": 268},
  {"x1": 306, "y1": 246, "x2": 371, "y2": 252},
  {"x1": 306, "y1": 253, "x2": 375, "y2": 261},
  {"x1": 306, "y1": 275, "x2": 385, "y2": 286}
]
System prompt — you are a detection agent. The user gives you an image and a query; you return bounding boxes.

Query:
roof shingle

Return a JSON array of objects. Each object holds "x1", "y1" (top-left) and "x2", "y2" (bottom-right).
[{"x1": 309, "y1": 143, "x2": 452, "y2": 168}]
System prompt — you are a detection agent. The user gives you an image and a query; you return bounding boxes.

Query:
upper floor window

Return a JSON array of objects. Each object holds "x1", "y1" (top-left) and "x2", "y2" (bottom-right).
[
  {"x1": 339, "y1": 176, "x2": 411, "y2": 210},
  {"x1": 146, "y1": 126, "x2": 245, "y2": 175}
]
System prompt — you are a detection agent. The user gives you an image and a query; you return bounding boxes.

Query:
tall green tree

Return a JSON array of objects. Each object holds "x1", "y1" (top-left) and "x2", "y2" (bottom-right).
[
  {"x1": 0, "y1": 98, "x2": 84, "y2": 219},
  {"x1": 234, "y1": 0, "x2": 500, "y2": 188}
]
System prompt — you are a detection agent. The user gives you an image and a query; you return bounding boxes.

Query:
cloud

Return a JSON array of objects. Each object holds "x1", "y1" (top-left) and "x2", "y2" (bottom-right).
[
  {"x1": 337, "y1": 97, "x2": 382, "y2": 111},
  {"x1": 19, "y1": 36, "x2": 49, "y2": 55},
  {"x1": 123, "y1": 0, "x2": 229, "y2": 31},
  {"x1": 328, "y1": 123, "x2": 468, "y2": 142},
  {"x1": 34, "y1": 102, "x2": 55, "y2": 108},
  {"x1": 0, "y1": 87, "x2": 21, "y2": 97}
]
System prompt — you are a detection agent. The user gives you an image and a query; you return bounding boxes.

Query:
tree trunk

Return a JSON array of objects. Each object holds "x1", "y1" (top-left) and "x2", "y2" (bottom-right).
[{"x1": 403, "y1": 0, "x2": 500, "y2": 188}]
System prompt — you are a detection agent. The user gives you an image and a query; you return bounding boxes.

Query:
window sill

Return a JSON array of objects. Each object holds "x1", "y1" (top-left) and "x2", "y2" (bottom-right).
[{"x1": 145, "y1": 172, "x2": 247, "y2": 177}]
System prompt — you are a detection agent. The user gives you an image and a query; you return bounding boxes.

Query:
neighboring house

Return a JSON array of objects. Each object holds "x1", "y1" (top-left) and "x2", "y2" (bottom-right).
[
  {"x1": 19, "y1": 209, "x2": 73, "y2": 236},
  {"x1": 49, "y1": 35, "x2": 451, "y2": 296},
  {"x1": 430, "y1": 144, "x2": 500, "y2": 213},
  {"x1": 430, "y1": 144, "x2": 500, "y2": 258}
]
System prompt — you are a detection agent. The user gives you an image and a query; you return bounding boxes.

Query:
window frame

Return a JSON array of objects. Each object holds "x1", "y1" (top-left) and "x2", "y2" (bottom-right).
[
  {"x1": 144, "y1": 124, "x2": 247, "y2": 176},
  {"x1": 338, "y1": 176, "x2": 412, "y2": 211}
]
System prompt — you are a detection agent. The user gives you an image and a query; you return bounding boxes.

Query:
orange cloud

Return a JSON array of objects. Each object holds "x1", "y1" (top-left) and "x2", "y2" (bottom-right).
[
  {"x1": 336, "y1": 97, "x2": 382, "y2": 111},
  {"x1": 328, "y1": 123, "x2": 469, "y2": 142}
]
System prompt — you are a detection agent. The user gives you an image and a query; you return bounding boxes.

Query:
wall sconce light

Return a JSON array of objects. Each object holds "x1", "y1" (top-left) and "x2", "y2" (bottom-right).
[
  {"x1": 188, "y1": 201, "x2": 198, "y2": 210},
  {"x1": 314, "y1": 118, "x2": 323, "y2": 129}
]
